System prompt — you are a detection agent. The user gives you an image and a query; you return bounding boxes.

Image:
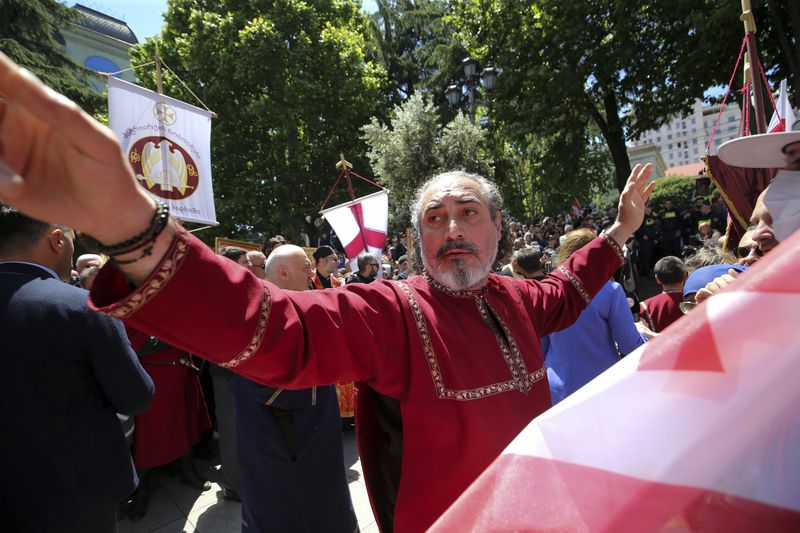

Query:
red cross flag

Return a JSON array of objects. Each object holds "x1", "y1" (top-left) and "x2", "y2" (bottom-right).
[
  {"x1": 432, "y1": 230, "x2": 800, "y2": 532},
  {"x1": 321, "y1": 190, "x2": 388, "y2": 274},
  {"x1": 768, "y1": 79, "x2": 796, "y2": 134}
]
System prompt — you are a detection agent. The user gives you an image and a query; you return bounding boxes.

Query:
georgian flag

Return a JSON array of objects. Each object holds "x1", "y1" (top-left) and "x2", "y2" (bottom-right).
[
  {"x1": 321, "y1": 190, "x2": 388, "y2": 275},
  {"x1": 768, "y1": 79, "x2": 796, "y2": 134},
  {"x1": 432, "y1": 230, "x2": 800, "y2": 532}
]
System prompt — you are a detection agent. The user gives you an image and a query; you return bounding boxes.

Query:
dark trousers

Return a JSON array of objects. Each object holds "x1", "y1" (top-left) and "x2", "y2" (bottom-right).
[{"x1": 63, "y1": 505, "x2": 117, "y2": 533}]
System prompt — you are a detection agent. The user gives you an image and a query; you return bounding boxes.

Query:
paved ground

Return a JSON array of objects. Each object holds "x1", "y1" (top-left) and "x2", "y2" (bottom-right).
[{"x1": 118, "y1": 430, "x2": 376, "y2": 533}]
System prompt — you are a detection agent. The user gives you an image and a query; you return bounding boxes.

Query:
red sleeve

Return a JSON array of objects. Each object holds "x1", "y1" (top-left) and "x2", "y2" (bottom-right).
[
  {"x1": 512, "y1": 234, "x2": 625, "y2": 335},
  {"x1": 89, "y1": 228, "x2": 411, "y2": 397}
]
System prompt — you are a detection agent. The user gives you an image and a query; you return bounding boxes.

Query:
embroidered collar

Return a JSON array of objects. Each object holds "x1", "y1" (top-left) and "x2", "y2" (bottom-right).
[
  {"x1": 663, "y1": 288, "x2": 683, "y2": 294},
  {"x1": 422, "y1": 271, "x2": 488, "y2": 298}
]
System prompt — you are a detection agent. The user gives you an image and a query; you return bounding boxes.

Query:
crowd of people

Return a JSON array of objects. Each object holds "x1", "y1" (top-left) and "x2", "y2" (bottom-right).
[{"x1": 1, "y1": 49, "x2": 799, "y2": 533}]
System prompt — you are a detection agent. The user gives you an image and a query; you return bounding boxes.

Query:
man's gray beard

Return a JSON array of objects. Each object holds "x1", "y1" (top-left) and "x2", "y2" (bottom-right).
[{"x1": 422, "y1": 240, "x2": 497, "y2": 290}]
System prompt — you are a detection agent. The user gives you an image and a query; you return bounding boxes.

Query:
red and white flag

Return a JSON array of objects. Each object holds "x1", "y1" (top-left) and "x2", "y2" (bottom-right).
[
  {"x1": 432, "y1": 231, "x2": 800, "y2": 532},
  {"x1": 571, "y1": 198, "x2": 582, "y2": 219},
  {"x1": 768, "y1": 79, "x2": 796, "y2": 133},
  {"x1": 321, "y1": 190, "x2": 388, "y2": 274}
]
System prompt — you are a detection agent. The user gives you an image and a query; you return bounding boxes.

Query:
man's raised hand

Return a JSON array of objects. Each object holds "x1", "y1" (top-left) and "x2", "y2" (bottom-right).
[
  {"x1": 0, "y1": 51, "x2": 155, "y2": 243},
  {"x1": 606, "y1": 163, "x2": 656, "y2": 247}
]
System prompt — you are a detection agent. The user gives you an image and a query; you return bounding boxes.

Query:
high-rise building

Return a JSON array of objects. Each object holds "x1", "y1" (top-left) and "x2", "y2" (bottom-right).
[{"x1": 629, "y1": 99, "x2": 743, "y2": 168}]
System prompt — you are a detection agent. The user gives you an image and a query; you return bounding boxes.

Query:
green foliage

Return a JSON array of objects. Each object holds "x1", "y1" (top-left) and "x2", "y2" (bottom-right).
[
  {"x1": 649, "y1": 175, "x2": 696, "y2": 211},
  {"x1": 361, "y1": 93, "x2": 493, "y2": 232},
  {"x1": 131, "y1": 0, "x2": 391, "y2": 245},
  {"x1": 367, "y1": 0, "x2": 465, "y2": 109},
  {"x1": 0, "y1": 0, "x2": 103, "y2": 114},
  {"x1": 452, "y1": 0, "x2": 749, "y2": 192}
]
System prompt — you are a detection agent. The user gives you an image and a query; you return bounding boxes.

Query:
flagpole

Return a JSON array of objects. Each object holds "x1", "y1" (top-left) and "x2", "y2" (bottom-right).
[
  {"x1": 740, "y1": 0, "x2": 768, "y2": 134},
  {"x1": 155, "y1": 53, "x2": 164, "y2": 95},
  {"x1": 336, "y1": 154, "x2": 371, "y2": 259}
]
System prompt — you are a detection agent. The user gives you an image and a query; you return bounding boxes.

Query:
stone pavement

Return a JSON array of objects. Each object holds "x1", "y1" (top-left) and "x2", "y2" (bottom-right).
[{"x1": 118, "y1": 430, "x2": 376, "y2": 533}]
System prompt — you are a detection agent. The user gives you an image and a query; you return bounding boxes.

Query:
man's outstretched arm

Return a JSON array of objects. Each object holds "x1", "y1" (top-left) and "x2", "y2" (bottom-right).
[{"x1": 0, "y1": 52, "x2": 171, "y2": 284}]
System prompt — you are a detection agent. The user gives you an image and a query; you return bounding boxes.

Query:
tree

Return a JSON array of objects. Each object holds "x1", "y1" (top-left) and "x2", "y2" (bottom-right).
[
  {"x1": 361, "y1": 92, "x2": 493, "y2": 232},
  {"x1": 130, "y1": 0, "x2": 391, "y2": 245},
  {"x1": 367, "y1": 0, "x2": 466, "y2": 112},
  {"x1": 452, "y1": 0, "x2": 749, "y2": 193},
  {"x1": 0, "y1": 0, "x2": 102, "y2": 114}
]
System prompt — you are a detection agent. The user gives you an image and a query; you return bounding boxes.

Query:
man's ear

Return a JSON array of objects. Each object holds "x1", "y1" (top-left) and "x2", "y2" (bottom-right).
[
  {"x1": 48, "y1": 228, "x2": 64, "y2": 253},
  {"x1": 495, "y1": 211, "x2": 503, "y2": 241}
]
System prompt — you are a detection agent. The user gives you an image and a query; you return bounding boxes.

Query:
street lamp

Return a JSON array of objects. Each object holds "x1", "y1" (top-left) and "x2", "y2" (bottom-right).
[{"x1": 444, "y1": 57, "x2": 497, "y2": 125}]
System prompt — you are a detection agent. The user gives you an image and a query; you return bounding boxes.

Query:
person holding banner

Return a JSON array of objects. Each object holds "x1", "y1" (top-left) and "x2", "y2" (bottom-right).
[{"x1": 0, "y1": 52, "x2": 653, "y2": 532}]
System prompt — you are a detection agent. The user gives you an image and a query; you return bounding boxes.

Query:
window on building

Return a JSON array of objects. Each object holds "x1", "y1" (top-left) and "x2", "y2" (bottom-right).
[
  {"x1": 691, "y1": 118, "x2": 696, "y2": 125},
  {"x1": 684, "y1": 151, "x2": 689, "y2": 159},
  {"x1": 694, "y1": 148, "x2": 699, "y2": 155},
  {"x1": 693, "y1": 138, "x2": 698, "y2": 144},
  {"x1": 656, "y1": 136, "x2": 661, "y2": 142},
  {"x1": 668, "y1": 134, "x2": 673, "y2": 140},
  {"x1": 728, "y1": 115, "x2": 736, "y2": 122},
  {"x1": 668, "y1": 143, "x2": 673, "y2": 149}
]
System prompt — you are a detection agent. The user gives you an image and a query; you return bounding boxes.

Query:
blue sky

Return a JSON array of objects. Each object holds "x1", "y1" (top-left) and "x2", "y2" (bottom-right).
[{"x1": 71, "y1": 1, "x2": 377, "y2": 41}]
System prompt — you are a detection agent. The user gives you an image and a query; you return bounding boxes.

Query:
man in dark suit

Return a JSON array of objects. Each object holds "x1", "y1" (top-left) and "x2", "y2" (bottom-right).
[
  {"x1": 0, "y1": 206, "x2": 154, "y2": 533},
  {"x1": 235, "y1": 245, "x2": 358, "y2": 533}
]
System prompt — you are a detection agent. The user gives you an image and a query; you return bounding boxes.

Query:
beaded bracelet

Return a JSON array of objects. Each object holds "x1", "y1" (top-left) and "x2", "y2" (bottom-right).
[{"x1": 82, "y1": 201, "x2": 170, "y2": 259}]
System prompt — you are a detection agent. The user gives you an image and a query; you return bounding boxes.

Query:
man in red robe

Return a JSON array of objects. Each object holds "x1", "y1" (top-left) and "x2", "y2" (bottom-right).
[
  {"x1": 639, "y1": 255, "x2": 687, "y2": 333},
  {"x1": 0, "y1": 53, "x2": 654, "y2": 532}
]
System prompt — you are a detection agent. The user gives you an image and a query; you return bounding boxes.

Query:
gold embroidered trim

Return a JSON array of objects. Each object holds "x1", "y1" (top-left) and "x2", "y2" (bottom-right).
[
  {"x1": 311, "y1": 386, "x2": 317, "y2": 406},
  {"x1": 220, "y1": 286, "x2": 271, "y2": 368},
  {"x1": 265, "y1": 388, "x2": 283, "y2": 406},
  {"x1": 397, "y1": 281, "x2": 544, "y2": 401},
  {"x1": 106, "y1": 226, "x2": 189, "y2": 319},
  {"x1": 422, "y1": 271, "x2": 487, "y2": 298},
  {"x1": 557, "y1": 265, "x2": 591, "y2": 305},
  {"x1": 479, "y1": 299, "x2": 532, "y2": 395},
  {"x1": 599, "y1": 231, "x2": 626, "y2": 265}
]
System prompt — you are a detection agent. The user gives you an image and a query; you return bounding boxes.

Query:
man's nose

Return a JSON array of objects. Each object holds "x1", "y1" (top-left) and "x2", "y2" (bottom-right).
[{"x1": 445, "y1": 217, "x2": 464, "y2": 239}]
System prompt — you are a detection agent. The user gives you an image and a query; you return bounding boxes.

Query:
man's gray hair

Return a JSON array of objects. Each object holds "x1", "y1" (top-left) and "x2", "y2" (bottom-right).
[
  {"x1": 357, "y1": 252, "x2": 378, "y2": 272},
  {"x1": 408, "y1": 170, "x2": 512, "y2": 273}
]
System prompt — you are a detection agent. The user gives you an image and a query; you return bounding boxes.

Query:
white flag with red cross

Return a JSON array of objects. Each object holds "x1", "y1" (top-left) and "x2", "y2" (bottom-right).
[
  {"x1": 432, "y1": 230, "x2": 800, "y2": 532},
  {"x1": 321, "y1": 190, "x2": 389, "y2": 275},
  {"x1": 768, "y1": 79, "x2": 796, "y2": 134}
]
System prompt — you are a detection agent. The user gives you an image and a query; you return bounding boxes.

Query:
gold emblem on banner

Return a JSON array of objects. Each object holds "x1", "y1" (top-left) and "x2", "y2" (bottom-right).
[{"x1": 153, "y1": 102, "x2": 177, "y2": 126}]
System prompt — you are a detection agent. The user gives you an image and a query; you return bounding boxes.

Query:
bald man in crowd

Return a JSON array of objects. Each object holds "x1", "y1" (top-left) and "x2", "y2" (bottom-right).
[{"x1": 234, "y1": 245, "x2": 358, "y2": 533}]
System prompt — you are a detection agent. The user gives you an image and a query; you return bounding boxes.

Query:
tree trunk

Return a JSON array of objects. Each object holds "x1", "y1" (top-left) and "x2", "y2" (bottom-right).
[
  {"x1": 786, "y1": 0, "x2": 800, "y2": 108},
  {"x1": 766, "y1": 0, "x2": 800, "y2": 109},
  {"x1": 582, "y1": 89, "x2": 631, "y2": 193},
  {"x1": 602, "y1": 91, "x2": 632, "y2": 193}
]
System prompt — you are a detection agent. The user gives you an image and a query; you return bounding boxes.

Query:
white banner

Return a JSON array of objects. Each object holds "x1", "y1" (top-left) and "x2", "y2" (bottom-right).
[
  {"x1": 108, "y1": 77, "x2": 217, "y2": 225},
  {"x1": 321, "y1": 190, "x2": 388, "y2": 274}
]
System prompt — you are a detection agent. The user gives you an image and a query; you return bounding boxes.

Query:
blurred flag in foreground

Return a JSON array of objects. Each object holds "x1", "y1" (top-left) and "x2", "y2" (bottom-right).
[{"x1": 432, "y1": 231, "x2": 800, "y2": 532}]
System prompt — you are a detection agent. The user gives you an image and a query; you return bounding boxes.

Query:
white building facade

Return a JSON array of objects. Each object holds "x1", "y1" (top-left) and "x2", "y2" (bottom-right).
[{"x1": 630, "y1": 99, "x2": 742, "y2": 168}]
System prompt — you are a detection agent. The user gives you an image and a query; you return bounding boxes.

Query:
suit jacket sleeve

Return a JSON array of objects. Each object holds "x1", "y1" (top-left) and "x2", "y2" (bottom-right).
[
  {"x1": 89, "y1": 228, "x2": 410, "y2": 397},
  {"x1": 83, "y1": 307, "x2": 154, "y2": 415}
]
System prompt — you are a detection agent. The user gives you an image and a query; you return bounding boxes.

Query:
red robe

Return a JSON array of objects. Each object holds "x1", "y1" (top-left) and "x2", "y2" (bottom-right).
[
  {"x1": 89, "y1": 228, "x2": 624, "y2": 532},
  {"x1": 126, "y1": 329, "x2": 211, "y2": 470},
  {"x1": 640, "y1": 290, "x2": 684, "y2": 333}
]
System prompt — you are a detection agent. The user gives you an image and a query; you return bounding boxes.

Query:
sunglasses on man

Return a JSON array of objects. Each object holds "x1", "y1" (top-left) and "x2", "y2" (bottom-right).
[{"x1": 736, "y1": 245, "x2": 763, "y2": 259}]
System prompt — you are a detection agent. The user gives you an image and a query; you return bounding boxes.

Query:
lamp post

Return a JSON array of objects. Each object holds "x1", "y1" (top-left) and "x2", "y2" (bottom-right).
[{"x1": 445, "y1": 57, "x2": 497, "y2": 125}]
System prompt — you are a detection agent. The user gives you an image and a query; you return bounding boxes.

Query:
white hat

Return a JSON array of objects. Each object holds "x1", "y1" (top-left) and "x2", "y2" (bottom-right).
[{"x1": 717, "y1": 122, "x2": 800, "y2": 168}]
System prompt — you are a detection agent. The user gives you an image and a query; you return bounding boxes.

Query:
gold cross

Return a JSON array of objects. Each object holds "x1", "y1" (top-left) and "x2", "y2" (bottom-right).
[{"x1": 336, "y1": 153, "x2": 353, "y2": 171}]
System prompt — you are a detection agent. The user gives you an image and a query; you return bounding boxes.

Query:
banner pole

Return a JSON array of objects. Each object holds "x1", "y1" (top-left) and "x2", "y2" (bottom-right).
[
  {"x1": 336, "y1": 154, "x2": 370, "y2": 259},
  {"x1": 155, "y1": 53, "x2": 164, "y2": 95}
]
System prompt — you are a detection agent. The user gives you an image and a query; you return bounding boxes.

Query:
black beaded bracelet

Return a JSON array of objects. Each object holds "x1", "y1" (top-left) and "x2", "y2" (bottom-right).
[{"x1": 81, "y1": 200, "x2": 170, "y2": 256}]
